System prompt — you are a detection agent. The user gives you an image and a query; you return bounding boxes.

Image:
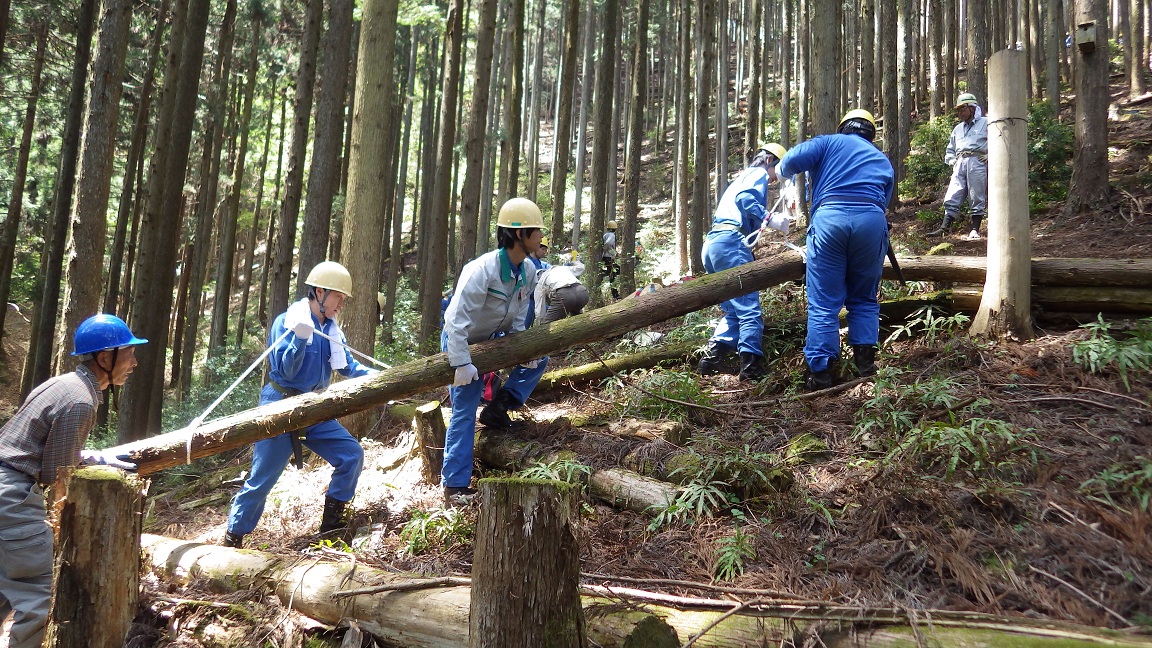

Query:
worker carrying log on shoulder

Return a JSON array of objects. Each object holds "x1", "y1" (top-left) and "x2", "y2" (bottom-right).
[
  {"x1": 697, "y1": 142, "x2": 788, "y2": 382},
  {"x1": 0, "y1": 314, "x2": 145, "y2": 648},
  {"x1": 223, "y1": 261, "x2": 378, "y2": 548},
  {"x1": 441, "y1": 198, "x2": 549, "y2": 508}
]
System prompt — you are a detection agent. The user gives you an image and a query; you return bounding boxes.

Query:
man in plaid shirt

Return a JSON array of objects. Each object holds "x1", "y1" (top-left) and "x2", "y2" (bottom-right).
[{"x1": 0, "y1": 313, "x2": 144, "y2": 648}]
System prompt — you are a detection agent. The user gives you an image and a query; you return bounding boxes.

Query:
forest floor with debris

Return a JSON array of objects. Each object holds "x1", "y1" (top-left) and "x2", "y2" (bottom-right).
[{"x1": 1, "y1": 96, "x2": 1150, "y2": 647}]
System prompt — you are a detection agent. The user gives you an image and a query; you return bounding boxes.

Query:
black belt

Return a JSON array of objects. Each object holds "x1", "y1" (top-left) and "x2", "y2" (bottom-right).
[
  {"x1": 269, "y1": 380, "x2": 308, "y2": 469},
  {"x1": 811, "y1": 194, "x2": 887, "y2": 214}
]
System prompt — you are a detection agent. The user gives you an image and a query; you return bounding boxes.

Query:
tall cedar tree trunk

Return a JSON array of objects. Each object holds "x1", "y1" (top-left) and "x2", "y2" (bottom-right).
[
  {"x1": 880, "y1": 0, "x2": 898, "y2": 197},
  {"x1": 895, "y1": 0, "x2": 911, "y2": 182},
  {"x1": 497, "y1": 0, "x2": 525, "y2": 204},
  {"x1": 258, "y1": 91, "x2": 289, "y2": 326},
  {"x1": 118, "y1": 0, "x2": 211, "y2": 440},
  {"x1": 21, "y1": 0, "x2": 95, "y2": 399},
  {"x1": 340, "y1": 0, "x2": 399, "y2": 389},
  {"x1": 570, "y1": 7, "x2": 595, "y2": 247},
  {"x1": 811, "y1": 0, "x2": 841, "y2": 134},
  {"x1": 967, "y1": 0, "x2": 989, "y2": 109},
  {"x1": 417, "y1": 0, "x2": 464, "y2": 352},
  {"x1": 211, "y1": 9, "x2": 263, "y2": 351},
  {"x1": 57, "y1": 0, "x2": 134, "y2": 373},
  {"x1": 714, "y1": 0, "x2": 728, "y2": 201},
  {"x1": 587, "y1": 0, "x2": 619, "y2": 304},
  {"x1": 620, "y1": 0, "x2": 648, "y2": 297},
  {"x1": 1065, "y1": 0, "x2": 1110, "y2": 215},
  {"x1": 689, "y1": 0, "x2": 713, "y2": 275},
  {"x1": 525, "y1": 0, "x2": 547, "y2": 202},
  {"x1": 268, "y1": 0, "x2": 323, "y2": 324},
  {"x1": 928, "y1": 0, "x2": 942, "y2": 116},
  {"x1": 971, "y1": 50, "x2": 1034, "y2": 341},
  {"x1": 105, "y1": 0, "x2": 168, "y2": 317},
  {"x1": 745, "y1": 0, "x2": 761, "y2": 151},
  {"x1": 469, "y1": 480, "x2": 584, "y2": 647},
  {"x1": 674, "y1": 0, "x2": 690, "y2": 273},
  {"x1": 797, "y1": 0, "x2": 808, "y2": 142},
  {"x1": 0, "y1": 25, "x2": 45, "y2": 341},
  {"x1": 298, "y1": 0, "x2": 354, "y2": 290},
  {"x1": 456, "y1": 0, "x2": 499, "y2": 277},
  {"x1": 781, "y1": 0, "x2": 792, "y2": 143},
  {"x1": 549, "y1": 0, "x2": 580, "y2": 248},
  {"x1": 236, "y1": 73, "x2": 277, "y2": 345},
  {"x1": 1045, "y1": 0, "x2": 1062, "y2": 108},
  {"x1": 382, "y1": 29, "x2": 417, "y2": 343},
  {"x1": 176, "y1": 0, "x2": 236, "y2": 394},
  {"x1": 331, "y1": 25, "x2": 361, "y2": 262},
  {"x1": 859, "y1": 0, "x2": 875, "y2": 109},
  {"x1": 1130, "y1": 0, "x2": 1147, "y2": 97}
]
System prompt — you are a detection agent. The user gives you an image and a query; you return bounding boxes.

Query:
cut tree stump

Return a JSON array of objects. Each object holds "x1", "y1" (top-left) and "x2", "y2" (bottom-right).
[
  {"x1": 45, "y1": 467, "x2": 145, "y2": 648},
  {"x1": 470, "y1": 479, "x2": 585, "y2": 647},
  {"x1": 414, "y1": 401, "x2": 446, "y2": 483},
  {"x1": 140, "y1": 534, "x2": 1152, "y2": 648}
]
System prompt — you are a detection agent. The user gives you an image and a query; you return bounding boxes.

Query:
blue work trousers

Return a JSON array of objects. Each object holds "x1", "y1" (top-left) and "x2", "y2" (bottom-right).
[
  {"x1": 441, "y1": 352, "x2": 548, "y2": 487},
  {"x1": 702, "y1": 230, "x2": 764, "y2": 356},
  {"x1": 228, "y1": 385, "x2": 365, "y2": 535},
  {"x1": 805, "y1": 205, "x2": 888, "y2": 372}
]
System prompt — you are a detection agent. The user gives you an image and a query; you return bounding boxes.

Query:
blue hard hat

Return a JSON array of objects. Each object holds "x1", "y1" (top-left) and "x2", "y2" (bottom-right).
[{"x1": 72, "y1": 314, "x2": 148, "y2": 356}]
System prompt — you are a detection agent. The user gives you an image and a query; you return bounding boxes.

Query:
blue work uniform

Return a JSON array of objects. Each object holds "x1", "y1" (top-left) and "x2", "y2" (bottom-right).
[
  {"x1": 702, "y1": 165, "x2": 771, "y2": 357},
  {"x1": 442, "y1": 249, "x2": 549, "y2": 489},
  {"x1": 227, "y1": 308, "x2": 372, "y2": 536},
  {"x1": 779, "y1": 134, "x2": 895, "y2": 373}
]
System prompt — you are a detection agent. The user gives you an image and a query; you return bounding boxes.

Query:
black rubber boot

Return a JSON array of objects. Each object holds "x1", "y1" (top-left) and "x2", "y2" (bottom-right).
[
  {"x1": 443, "y1": 486, "x2": 479, "y2": 508},
  {"x1": 853, "y1": 345, "x2": 878, "y2": 377},
  {"x1": 319, "y1": 496, "x2": 348, "y2": 534},
  {"x1": 926, "y1": 213, "x2": 955, "y2": 237},
  {"x1": 479, "y1": 389, "x2": 523, "y2": 429},
  {"x1": 806, "y1": 369, "x2": 835, "y2": 391},
  {"x1": 738, "y1": 352, "x2": 768, "y2": 381},
  {"x1": 222, "y1": 531, "x2": 245, "y2": 548},
  {"x1": 697, "y1": 341, "x2": 734, "y2": 375}
]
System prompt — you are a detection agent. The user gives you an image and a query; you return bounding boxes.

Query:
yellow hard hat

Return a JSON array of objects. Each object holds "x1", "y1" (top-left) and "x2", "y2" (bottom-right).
[
  {"x1": 497, "y1": 198, "x2": 544, "y2": 228},
  {"x1": 760, "y1": 142, "x2": 787, "y2": 162},
  {"x1": 305, "y1": 261, "x2": 353, "y2": 296},
  {"x1": 954, "y1": 92, "x2": 978, "y2": 109},
  {"x1": 839, "y1": 109, "x2": 876, "y2": 129},
  {"x1": 540, "y1": 237, "x2": 550, "y2": 247},
  {"x1": 606, "y1": 220, "x2": 617, "y2": 230}
]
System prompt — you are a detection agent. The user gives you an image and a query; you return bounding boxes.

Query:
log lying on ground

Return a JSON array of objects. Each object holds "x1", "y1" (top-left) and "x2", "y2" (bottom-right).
[
  {"x1": 107, "y1": 254, "x2": 1150, "y2": 474},
  {"x1": 107, "y1": 253, "x2": 806, "y2": 474},
  {"x1": 536, "y1": 340, "x2": 700, "y2": 392},
  {"x1": 952, "y1": 286, "x2": 1152, "y2": 314},
  {"x1": 474, "y1": 432, "x2": 679, "y2": 512},
  {"x1": 141, "y1": 535, "x2": 1152, "y2": 648}
]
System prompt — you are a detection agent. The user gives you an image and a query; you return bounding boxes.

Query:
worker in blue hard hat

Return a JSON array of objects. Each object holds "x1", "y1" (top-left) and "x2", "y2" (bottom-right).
[{"x1": 0, "y1": 313, "x2": 145, "y2": 648}]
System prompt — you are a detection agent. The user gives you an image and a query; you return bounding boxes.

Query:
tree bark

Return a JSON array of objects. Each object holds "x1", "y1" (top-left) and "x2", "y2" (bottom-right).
[
  {"x1": 534, "y1": 340, "x2": 699, "y2": 392},
  {"x1": 470, "y1": 479, "x2": 585, "y2": 647},
  {"x1": 620, "y1": 0, "x2": 648, "y2": 297},
  {"x1": 690, "y1": 0, "x2": 713, "y2": 275},
  {"x1": 570, "y1": 8, "x2": 596, "y2": 247},
  {"x1": 268, "y1": 0, "x2": 323, "y2": 322},
  {"x1": 587, "y1": 0, "x2": 619, "y2": 303},
  {"x1": 810, "y1": 0, "x2": 842, "y2": 134},
  {"x1": 117, "y1": 0, "x2": 211, "y2": 439},
  {"x1": 674, "y1": 0, "x2": 690, "y2": 273},
  {"x1": 549, "y1": 0, "x2": 581, "y2": 247},
  {"x1": 45, "y1": 467, "x2": 144, "y2": 648},
  {"x1": 1064, "y1": 0, "x2": 1111, "y2": 215},
  {"x1": 455, "y1": 0, "x2": 499, "y2": 276},
  {"x1": 525, "y1": 0, "x2": 548, "y2": 203},
  {"x1": 298, "y1": 0, "x2": 355, "y2": 287},
  {"x1": 967, "y1": 0, "x2": 989, "y2": 105},
  {"x1": 970, "y1": 50, "x2": 1034, "y2": 341},
  {"x1": 497, "y1": 0, "x2": 525, "y2": 204}
]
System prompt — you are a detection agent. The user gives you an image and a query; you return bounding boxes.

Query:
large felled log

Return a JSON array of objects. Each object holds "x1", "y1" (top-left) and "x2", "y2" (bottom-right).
[
  {"x1": 470, "y1": 479, "x2": 584, "y2": 647},
  {"x1": 140, "y1": 535, "x2": 1152, "y2": 648},
  {"x1": 106, "y1": 254, "x2": 1149, "y2": 474},
  {"x1": 46, "y1": 467, "x2": 145, "y2": 648},
  {"x1": 953, "y1": 286, "x2": 1152, "y2": 314},
  {"x1": 106, "y1": 252, "x2": 807, "y2": 474},
  {"x1": 536, "y1": 340, "x2": 699, "y2": 392}
]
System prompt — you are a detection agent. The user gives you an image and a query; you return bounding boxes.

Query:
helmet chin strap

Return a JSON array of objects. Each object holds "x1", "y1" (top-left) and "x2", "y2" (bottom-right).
[
  {"x1": 94, "y1": 348, "x2": 120, "y2": 387},
  {"x1": 312, "y1": 286, "x2": 330, "y2": 319}
]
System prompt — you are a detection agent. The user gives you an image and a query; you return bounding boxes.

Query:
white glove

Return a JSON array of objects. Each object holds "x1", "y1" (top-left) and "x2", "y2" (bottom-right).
[
  {"x1": 519, "y1": 358, "x2": 540, "y2": 370},
  {"x1": 79, "y1": 449, "x2": 137, "y2": 471},
  {"x1": 765, "y1": 212, "x2": 791, "y2": 235},
  {"x1": 292, "y1": 319, "x2": 314, "y2": 339},
  {"x1": 453, "y1": 364, "x2": 479, "y2": 386}
]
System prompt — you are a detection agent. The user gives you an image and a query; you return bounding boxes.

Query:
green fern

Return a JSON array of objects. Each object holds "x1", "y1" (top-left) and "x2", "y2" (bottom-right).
[{"x1": 713, "y1": 526, "x2": 757, "y2": 582}]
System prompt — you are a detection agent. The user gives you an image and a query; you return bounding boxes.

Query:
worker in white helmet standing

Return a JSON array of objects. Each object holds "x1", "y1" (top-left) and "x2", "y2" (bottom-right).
[
  {"x1": 927, "y1": 92, "x2": 989, "y2": 240},
  {"x1": 441, "y1": 198, "x2": 549, "y2": 507}
]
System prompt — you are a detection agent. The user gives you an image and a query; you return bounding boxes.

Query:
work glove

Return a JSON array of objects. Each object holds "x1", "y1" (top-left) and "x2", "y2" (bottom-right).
[
  {"x1": 79, "y1": 449, "x2": 137, "y2": 472},
  {"x1": 453, "y1": 364, "x2": 479, "y2": 386},
  {"x1": 765, "y1": 212, "x2": 791, "y2": 235},
  {"x1": 292, "y1": 319, "x2": 314, "y2": 339},
  {"x1": 519, "y1": 358, "x2": 541, "y2": 370}
]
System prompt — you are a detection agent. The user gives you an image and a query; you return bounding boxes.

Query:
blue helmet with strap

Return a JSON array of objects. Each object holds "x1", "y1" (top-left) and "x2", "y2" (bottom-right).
[{"x1": 72, "y1": 314, "x2": 148, "y2": 356}]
